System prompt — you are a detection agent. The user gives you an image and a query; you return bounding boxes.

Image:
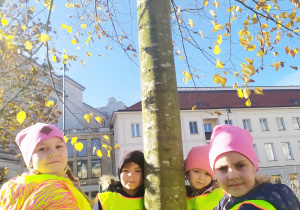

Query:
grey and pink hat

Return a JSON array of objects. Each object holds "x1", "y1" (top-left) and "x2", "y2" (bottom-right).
[{"x1": 15, "y1": 123, "x2": 65, "y2": 168}]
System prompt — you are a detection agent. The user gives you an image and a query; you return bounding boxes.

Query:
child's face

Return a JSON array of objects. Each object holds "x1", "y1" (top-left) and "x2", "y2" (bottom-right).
[
  {"x1": 214, "y1": 152, "x2": 256, "y2": 197},
  {"x1": 120, "y1": 162, "x2": 143, "y2": 195},
  {"x1": 187, "y1": 168, "x2": 212, "y2": 190},
  {"x1": 31, "y1": 137, "x2": 68, "y2": 176}
]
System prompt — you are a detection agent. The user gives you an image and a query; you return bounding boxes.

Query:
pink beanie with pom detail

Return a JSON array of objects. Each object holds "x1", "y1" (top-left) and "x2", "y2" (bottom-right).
[
  {"x1": 185, "y1": 144, "x2": 215, "y2": 179},
  {"x1": 15, "y1": 123, "x2": 65, "y2": 168},
  {"x1": 209, "y1": 124, "x2": 258, "y2": 172}
]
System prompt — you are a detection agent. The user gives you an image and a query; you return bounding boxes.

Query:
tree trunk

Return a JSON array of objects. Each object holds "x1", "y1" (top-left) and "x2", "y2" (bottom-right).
[{"x1": 137, "y1": 0, "x2": 187, "y2": 209}]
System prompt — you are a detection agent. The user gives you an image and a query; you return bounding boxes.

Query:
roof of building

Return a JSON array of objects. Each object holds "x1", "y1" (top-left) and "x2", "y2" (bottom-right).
[{"x1": 121, "y1": 86, "x2": 300, "y2": 111}]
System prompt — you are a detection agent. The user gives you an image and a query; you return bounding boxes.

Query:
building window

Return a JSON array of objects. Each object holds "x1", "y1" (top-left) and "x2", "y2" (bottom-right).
[
  {"x1": 242, "y1": 119, "x2": 252, "y2": 132},
  {"x1": 66, "y1": 141, "x2": 73, "y2": 158},
  {"x1": 204, "y1": 123, "x2": 212, "y2": 140},
  {"x1": 253, "y1": 144, "x2": 259, "y2": 161},
  {"x1": 289, "y1": 173, "x2": 299, "y2": 188},
  {"x1": 292, "y1": 117, "x2": 300, "y2": 130},
  {"x1": 189, "y1": 122, "x2": 198, "y2": 134},
  {"x1": 276, "y1": 118, "x2": 286, "y2": 131},
  {"x1": 225, "y1": 120, "x2": 232, "y2": 125},
  {"x1": 282, "y1": 142, "x2": 293, "y2": 160},
  {"x1": 77, "y1": 140, "x2": 87, "y2": 157},
  {"x1": 259, "y1": 118, "x2": 269, "y2": 131},
  {"x1": 77, "y1": 160, "x2": 88, "y2": 179},
  {"x1": 91, "y1": 160, "x2": 101, "y2": 178},
  {"x1": 131, "y1": 123, "x2": 141, "y2": 137},
  {"x1": 91, "y1": 139, "x2": 101, "y2": 156},
  {"x1": 264, "y1": 143, "x2": 276, "y2": 161},
  {"x1": 271, "y1": 175, "x2": 282, "y2": 184},
  {"x1": 68, "y1": 161, "x2": 73, "y2": 173}
]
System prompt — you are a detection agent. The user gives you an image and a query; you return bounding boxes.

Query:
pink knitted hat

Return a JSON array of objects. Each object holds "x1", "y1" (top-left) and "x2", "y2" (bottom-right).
[
  {"x1": 15, "y1": 123, "x2": 65, "y2": 168},
  {"x1": 184, "y1": 144, "x2": 215, "y2": 179},
  {"x1": 209, "y1": 124, "x2": 258, "y2": 172}
]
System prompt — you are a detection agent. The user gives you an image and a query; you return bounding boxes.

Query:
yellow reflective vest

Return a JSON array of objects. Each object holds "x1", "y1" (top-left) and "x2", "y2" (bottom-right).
[
  {"x1": 98, "y1": 191, "x2": 144, "y2": 210},
  {"x1": 230, "y1": 200, "x2": 276, "y2": 210},
  {"x1": 186, "y1": 188, "x2": 224, "y2": 210}
]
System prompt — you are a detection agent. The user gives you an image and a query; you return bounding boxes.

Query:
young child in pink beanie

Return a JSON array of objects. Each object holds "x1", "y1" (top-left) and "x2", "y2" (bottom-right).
[
  {"x1": 209, "y1": 124, "x2": 300, "y2": 210},
  {"x1": 0, "y1": 123, "x2": 92, "y2": 210},
  {"x1": 184, "y1": 144, "x2": 224, "y2": 210}
]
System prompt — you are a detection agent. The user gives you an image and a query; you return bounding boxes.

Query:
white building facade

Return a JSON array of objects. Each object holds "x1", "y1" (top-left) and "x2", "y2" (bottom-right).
[{"x1": 111, "y1": 86, "x2": 300, "y2": 188}]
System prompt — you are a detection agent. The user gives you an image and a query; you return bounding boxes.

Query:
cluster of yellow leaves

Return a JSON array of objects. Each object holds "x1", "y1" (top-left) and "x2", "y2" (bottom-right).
[
  {"x1": 237, "y1": 87, "x2": 263, "y2": 107},
  {"x1": 183, "y1": 71, "x2": 193, "y2": 83},
  {"x1": 213, "y1": 74, "x2": 227, "y2": 87},
  {"x1": 65, "y1": 137, "x2": 83, "y2": 152},
  {"x1": 84, "y1": 112, "x2": 104, "y2": 124}
]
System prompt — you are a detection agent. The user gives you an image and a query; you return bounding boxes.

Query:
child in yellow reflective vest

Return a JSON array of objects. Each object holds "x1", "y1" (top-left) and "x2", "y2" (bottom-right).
[
  {"x1": 93, "y1": 150, "x2": 145, "y2": 210},
  {"x1": 0, "y1": 123, "x2": 92, "y2": 210},
  {"x1": 209, "y1": 125, "x2": 300, "y2": 210},
  {"x1": 185, "y1": 144, "x2": 224, "y2": 210}
]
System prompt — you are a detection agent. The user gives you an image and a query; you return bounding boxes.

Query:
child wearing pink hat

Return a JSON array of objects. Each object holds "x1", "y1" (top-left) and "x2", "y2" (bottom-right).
[
  {"x1": 209, "y1": 124, "x2": 300, "y2": 210},
  {"x1": 184, "y1": 144, "x2": 224, "y2": 210},
  {"x1": 0, "y1": 123, "x2": 92, "y2": 210}
]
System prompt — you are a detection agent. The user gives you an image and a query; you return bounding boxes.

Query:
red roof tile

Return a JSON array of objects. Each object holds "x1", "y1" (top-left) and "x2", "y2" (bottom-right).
[{"x1": 121, "y1": 87, "x2": 300, "y2": 111}]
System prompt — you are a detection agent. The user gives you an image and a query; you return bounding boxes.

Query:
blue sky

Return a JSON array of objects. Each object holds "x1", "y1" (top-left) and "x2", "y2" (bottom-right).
[{"x1": 35, "y1": 1, "x2": 300, "y2": 108}]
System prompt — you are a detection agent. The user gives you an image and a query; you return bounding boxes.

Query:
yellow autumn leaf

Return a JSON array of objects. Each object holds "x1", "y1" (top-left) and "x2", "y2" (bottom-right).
[
  {"x1": 95, "y1": 116, "x2": 103, "y2": 123},
  {"x1": 62, "y1": 54, "x2": 68, "y2": 60},
  {"x1": 234, "y1": 72, "x2": 239, "y2": 77},
  {"x1": 243, "y1": 89, "x2": 251, "y2": 99},
  {"x1": 41, "y1": 34, "x2": 51, "y2": 42},
  {"x1": 227, "y1": 6, "x2": 236, "y2": 12},
  {"x1": 192, "y1": 105, "x2": 196, "y2": 110},
  {"x1": 214, "y1": 45, "x2": 221, "y2": 55},
  {"x1": 67, "y1": 26, "x2": 72, "y2": 33},
  {"x1": 71, "y1": 39, "x2": 77, "y2": 45},
  {"x1": 66, "y1": 3, "x2": 73, "y2": 8},
  {"x1": 187, "y1": 74, "x2": 192, "y2": 80},
  {"x1": 183, "y1": 71, "x2": 189, "y2": 77},
  {"x1": 245, "y1": 99, "x2": 251, "y2": 107},
  {"x1": 4, "y1": 167, "x2": 8, "y2": 174},
  {"x1": 273, "y1": 52, "x2": 278, "y2": 57},
  {"x1": 44, "y1": 0, "x2": 54, "y2": 10},
  {"x1": 286, "y1": 33, "x2": 294, "y2": 38},
  {"x1": 254, "y1": 87, "x2": 263, "y2": 95},
  {"x1": 96, "y1": 149, "x2": 102, "y2": 157},
  {"x1": 86, "y1": 51, "x2": 92, "y2": 57},
  {"x1": 213, "y1": 74, "x2": 227, "y2": 87},
  {"x1": 81, "y1": 24, "x2": 87, "y2": 29},
  {"x1": 45, "y1": 100, "x2": 54, "y2": 108},
  {"x1": 84, "y1": 113, "x2": 92, "y2": 123},
  {"x1": 183, "y1": 78, "x2": 187, "y2": 83},
  {"x1": 188, "y1": 19, "x2": 194, "y2": 28},
  {"x1": 86, "y1": 36, "x2": 91, "y2": 44},
  {"x1": 260, "y1": 23, "x2": 268, "y2": 29},
  {"x1": 17, "y1": 111, "x2": 26, "y2": 124},
  {"x1": 103, "y1": 135, "x2": 109, "y2": 142},
  {"x1": 200, "y1": 31, "x2": 204, "y2": 39},
  {"x1": 257, "y1": 51, "x2": 264, "y2": 57},
  {"x1": 203, "y1": 0, "x2": 208, "y2": 7},
  {"x1": 288, "y1": 12, "x2": 296, "y2": 20},
  {"x1": 107, "y1": 150, "x2": 111, "y2": 157},
  {"x1": 52, "y1": 56, "x2": 57, "y2": 61},
  {"x1": 71, "y1": 137, "x2": 78, "y2": 145},
  {"x1": 294, "y1": 16, "x2": 300, "y2": 23},
  {"x1": 210, "y1": 10, "x2": 217, "y2": 18},
  {"x1": 237, "y1": 89, "x2": 243, "y2": 98},
  {"x1": 103, "y1": 144, "x2": 108, "y2": 149},
  {"x1": 216, "y1": 59, "x2": 225, "y2": 68},
  {"x1": 233, "y1": 83, "x2": 238, "y2": 89},
  {"x1": 63, "y1": 49, "x2": 66, "y2": 53},
  {"x1": 270, "y1": 62, "x2": 279, "y2": 71},
  {"x1": 216, "y1": 34, "x2": 222, "y2": 45},
  {"x1": 1, "y1": 19, "x2": 8, "y2": 26},
  {"x1": 119, "y1": 37, "x2": 123, "y2": 42},
  {"x1": 22, "y1": 25, "x2": 26, "y2": 30},
  {"x1": 212, "y1": 24, "x2": 223, "y2": 32},
  {"x1": 61, "y1": 23, "x2": 67, "y2": 29},
  {"x1": 294, "y1": 28, "x2": 299, "y2": 33},
  {"x1": 74, "y1": 142, "x2": 83, "y2": 152},
  {"x1": 279, "y1": 12, "x2": 287, "y2": 19},
  {"x1": 25, "y1": 41, "x2": 33, "y2": 50},
  {"x1": 64, "y1": 136, "x2": 69, "y2": 143},
  {"x1": 114, "y1": 144, "x2": 120, "y2": 150}
]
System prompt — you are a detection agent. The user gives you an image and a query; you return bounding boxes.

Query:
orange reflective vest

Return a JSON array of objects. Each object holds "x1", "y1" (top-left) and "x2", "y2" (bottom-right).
[{"x1": 186, "y1": 188, "x2": 224, "y2": 210}]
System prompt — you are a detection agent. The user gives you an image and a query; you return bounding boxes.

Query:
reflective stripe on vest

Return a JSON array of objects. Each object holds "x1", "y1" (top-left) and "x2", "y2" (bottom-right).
[
  {"x1": 231, "y1": 200, "x2": 277, "y2": 210},
  {"x1": 186, "y1": 188, "x2": 224, "y2": 210},
  {"x1": 19, "y1": 174, "x2": 91, "y2": 210},
  {"x1": 98, "y1": 192, "x2": 144, "y2": 210}
]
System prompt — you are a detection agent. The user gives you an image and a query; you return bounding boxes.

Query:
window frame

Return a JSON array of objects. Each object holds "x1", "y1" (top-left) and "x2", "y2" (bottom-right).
[
  {"x1": 242, "y1": 119, "x2": 253, "y2": 132},
  {"x1": 131, "y1": 123, "x2": 141, "y2": 137},
  {"x1": 91, "y1": 139, "x2": 101, "y2": 156},
  {"x1": 281, "y1": 142, "x2": 294, "y2": 160},
  {"x1": 91, "y1": 159, "x2": 101, "y2": 178},
  {"x1": 259, "y1": 118, "x2": 270, "y2": 131},
  {"x1": 225, "y1": 120, "x2": 232, "y2": 125},
  {"x1": 292, "y1": 117, "x2": 300, "y2": 130},
  {"x1": 253, "y1": 143, "x2": 260, "y2": 161},
  {"x1": 77, "y1": 160, "x2": 88, "y2": 179},
  {"x1": 264, "y1": 143, "x2": 277, "y2": 161},
  {"x1": 189, "y1": 121, "x2": 199, "y2": 134},
  {"x1": 276, "y1": 117, "x2": 286, "y2": 131}
]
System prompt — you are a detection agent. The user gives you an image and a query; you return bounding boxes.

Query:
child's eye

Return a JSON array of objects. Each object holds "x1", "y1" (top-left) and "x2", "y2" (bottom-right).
[
  {"x1": 38, "y1": 148, "x2": 46, "y2": 151},
  {"x1": 122, "y1": 169, "x2": 129, "y2": 172},
  {"x1": 135, "y1": 170, "x2": 141, "y2": 172},
  {"x1": 237, "y1": 163, "x2": 245, "y2": 169},
  {"x1": 217, "y1": 166, "x2": 227, "y2": 172},
  {"x1": 205, "y1": 172, "x2": 210, "y2": 176},
  {"x1": 56, "y1": 145, "x2": 63, "y2": 149}
]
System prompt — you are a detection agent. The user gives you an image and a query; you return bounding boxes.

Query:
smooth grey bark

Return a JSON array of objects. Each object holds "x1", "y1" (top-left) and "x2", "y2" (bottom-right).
[{"x1": 137, "y1": 0, "x2": 187, "y2": 209}]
